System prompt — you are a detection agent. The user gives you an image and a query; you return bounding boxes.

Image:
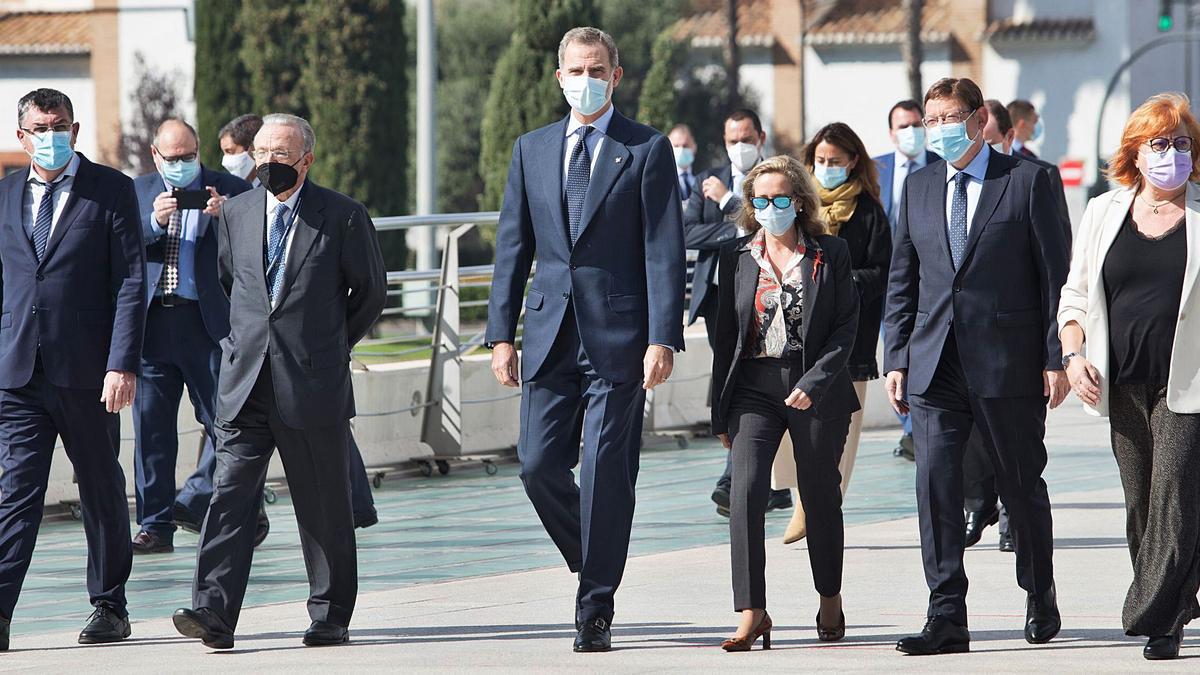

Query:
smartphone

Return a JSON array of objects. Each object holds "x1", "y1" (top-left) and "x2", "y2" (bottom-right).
[{"x1": 173, "y1": 188, "x2": 210, "y2": 210}]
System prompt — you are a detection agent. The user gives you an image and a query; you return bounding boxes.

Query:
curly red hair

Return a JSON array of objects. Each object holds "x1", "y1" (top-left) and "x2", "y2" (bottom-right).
[{"x1": 1107, "y1": 92, "x2": 1200, "y2": 188}]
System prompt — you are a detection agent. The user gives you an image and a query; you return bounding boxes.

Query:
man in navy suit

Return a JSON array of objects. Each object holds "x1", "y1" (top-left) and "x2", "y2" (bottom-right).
[
  {"x1": 874, "y1": 100, "x2": 941, "y2": 462},
  {"x1": 1007, "y1": 99, "x2": 1043, "y2": 160},
  {"x1": 129, "y1": 119, "x2": 251, "y2": 554},
  {"x1": 486, "y1": 27, "x2": 685, "y2": 652},
  {"x1": 0, "y1": 88, "x2": 146, "y2": 649},
  {"x1": 884, "y1": 78, "x2": 1069, "y2": 655}
]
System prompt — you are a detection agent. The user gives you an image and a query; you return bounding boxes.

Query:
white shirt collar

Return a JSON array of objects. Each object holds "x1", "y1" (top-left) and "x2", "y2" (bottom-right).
[
  {"x1": 565, "y1": 105, "x2": 616, "y2": 138},
  {"x1": 266, "y1": 180, "x2": 305, "y2": 215},
  {"x1": 946, "y1": 143, "x2": 991, "y2": 185},
  {"x1": 28, "y1": 152, "x2": 80, "y2": 185},
  {"x1": 894, "y1": 148, "x2": 926, "y2": 169}
]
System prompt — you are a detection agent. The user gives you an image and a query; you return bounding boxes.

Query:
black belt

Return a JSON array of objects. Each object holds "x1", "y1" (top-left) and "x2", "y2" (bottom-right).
[{"x1": 157, "y1": 294, "x2": 196, "y2": 307}]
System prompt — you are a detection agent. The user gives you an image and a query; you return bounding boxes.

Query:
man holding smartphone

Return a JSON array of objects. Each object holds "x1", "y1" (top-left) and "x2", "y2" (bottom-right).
[{"x1": 129, "y1": 119, "x2": 252, "y2": 554}]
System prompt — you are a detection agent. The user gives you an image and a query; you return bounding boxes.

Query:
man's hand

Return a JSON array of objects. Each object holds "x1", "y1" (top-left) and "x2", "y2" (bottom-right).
[
  {"x1": 1044, "y1": 369, "x2": 1069, "y2": 410},
  {"x1": 717, "y1": 432, "x2": 731, "y2": 449},
  {"x1": 1066, "y1": 356, "x2": 1102, "y2": 406},
  {"x1": 202, "y1": 186, "x2": 227, "y2": 217},
  {"x1": 152, "y1": 190, "x2": 177, "y2": 227},
  {"x1": 100, "y1": 370, "x2": 136, "y2": 414},
  {"x1": 885, "y1": 369, "x2": 909, "y2": 414},
  {"x1": 490, "y1": 342, "x2": 519, "y2": 388},
  {"x1": 643, "y1": 344, "x2": 674, "y2": 390},
  {"x1": 702, "y1": 176, "x2": 730, "y2": 203},
  {"x1": 784, "y1": 388, "x2": 812, "y2": 410}
]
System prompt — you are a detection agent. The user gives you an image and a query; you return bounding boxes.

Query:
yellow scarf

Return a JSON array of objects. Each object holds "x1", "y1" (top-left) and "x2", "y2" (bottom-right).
[{"x1": 818, "y1": 181, "x2": 862, "y2": 235}]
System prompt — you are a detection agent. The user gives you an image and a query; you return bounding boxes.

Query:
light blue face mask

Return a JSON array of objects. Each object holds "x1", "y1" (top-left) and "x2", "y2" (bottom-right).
[
  {"x1": 162, "y1": 157, "x2": 200, "y2": 188},
  {"x1": 895, "y1": 125, "x2": 926, "y2": 158},
  {"x1": 927, "y1": 113, "x2": 979, "y2": 164},
  {"x1": 755, "y1": 204, "x2": 797, "y2": 236},
  {"x1": 1031, "y1": 117, "x2": 1044, "y2": 143},
  {"x1": 29, "y1": 130, "x2": 74, "y2": 171},
  {"x1": 814, "y1": 163, "x2": 849, "y2": 190},
  {"x1": 561, "y1": 75, "x2": 610, "y2": 116}
]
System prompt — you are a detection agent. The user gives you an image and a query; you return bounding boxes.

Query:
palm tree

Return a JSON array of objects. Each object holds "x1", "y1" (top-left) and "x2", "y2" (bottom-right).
[{"x1": 901, "y1": 0, "x2": 924, "y2": 101}]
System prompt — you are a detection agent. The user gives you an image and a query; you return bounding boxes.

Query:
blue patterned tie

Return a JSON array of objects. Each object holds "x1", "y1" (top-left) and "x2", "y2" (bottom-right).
[
  {"x1": 565, "y1": 126, "x2": 593, "y2": 246},
  {"x1": 949, "y1": 172, "x2": 969, "y2": 269},
  {"x1": 31, "y1": 179, "x2": 58, "y2": 261},
  {"x1": 266, "y1": 203, "x2": 289, "y2": 302}
]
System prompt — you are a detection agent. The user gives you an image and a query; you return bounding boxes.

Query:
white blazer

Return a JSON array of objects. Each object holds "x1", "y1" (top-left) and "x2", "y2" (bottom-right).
[{"x1": 1057, "y1": 182, "x2": 1200, "y2": 416}]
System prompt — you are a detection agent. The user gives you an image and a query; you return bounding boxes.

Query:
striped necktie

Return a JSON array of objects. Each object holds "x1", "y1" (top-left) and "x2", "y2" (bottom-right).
[{"x1": 31, "y1": 179, "x2": 59, "y2": 261}]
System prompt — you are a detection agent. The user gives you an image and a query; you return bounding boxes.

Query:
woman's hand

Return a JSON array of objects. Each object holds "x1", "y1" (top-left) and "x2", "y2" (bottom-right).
[
  {"x1": 1066, "y1": 355, "x2": 1102, "y2": 406},
  {"x1": 784, "y1": 388, "x2": 812, "y2": 410},
  {"x1": 717, "y1": 433, "x2": 731, "y2": 449}
]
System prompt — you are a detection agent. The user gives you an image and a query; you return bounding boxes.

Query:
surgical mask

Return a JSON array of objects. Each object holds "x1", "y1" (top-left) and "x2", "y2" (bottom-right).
[
  {"x1": 727, "y1": 142, "x2": 760, "y2": 174},
  {"x1": 927, "y1": 116, "x2": 978, "y2": 164},
  {"x1": 989, "y1": 142, "x2": 1009, "y2": 156},
  {"x1": 673, "y1": 146, "x2": 694, "y2": 169},
  {"x1": 222, "y1": 151, "x2": 255, "y2": 180},
  {"x1": 814, "y1": 164, "x2": 849, "y2": 190},
  {"x1": 755, "y1": 204, "x2": 797, "y2": 236},
  {"x1": 1143, "y1": 147, "x2": 1193, "y2": 191},
  {"x1": 895, "y1": 126, "x2": 926, "y2": 158},
  {"x1": 28, "y1": 130, "x2": 74, "y2": 171},
  {"x1": 257, "y1": 156, "x2": 304, "y2": 196},
  {"x1": 161, "y1": 157, "x2": 200, "y2": 188},
  {"x1": 1031, "y1": 117, "x2": 1044, "y2": 143},
  {"x1": 561, "y1": 75, "x2": 610, "y2": 116}
]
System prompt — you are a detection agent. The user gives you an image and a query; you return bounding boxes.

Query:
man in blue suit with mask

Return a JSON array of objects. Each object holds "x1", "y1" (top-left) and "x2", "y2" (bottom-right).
[{"x1": 486, "y1": 26, "x2": 685, "y2": 653}]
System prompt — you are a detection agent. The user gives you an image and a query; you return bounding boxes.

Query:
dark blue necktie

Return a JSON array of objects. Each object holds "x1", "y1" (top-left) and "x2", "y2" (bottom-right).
[
  {"x1": 949, "y1": 172, "x2": 969, "y2": 269},
  {"x1": 680, "y1": 173, "x2": 692, "y2": 200},
  {"x1": 32, "y1": 179, "x2": 58, "y2": 261},
  {"x1": 266, "y1": 203, "x2": 290, "y2": 301},
  {"x1": 565, "y1": 126, "x2": 593, "y2": 246}
]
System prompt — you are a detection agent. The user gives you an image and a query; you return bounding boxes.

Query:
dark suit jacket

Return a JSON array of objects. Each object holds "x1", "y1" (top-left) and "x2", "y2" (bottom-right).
[
  {"x1": 1014, "y1": 154, "x2": 1072, "y2": 245},
  {"x1": 485, "y1": 110, "x2": 686, "y2": 383},
  {"x1": 135, "y1": 166, "x2": 251, "y2": 343},
  {"x1": 882, "y1": 149, "x2": 1069, "y2": 399},
  {"x1": 683, "y1": 163, "x2": 740, "y2": 324},
  {"x1": 216, "y1": 181, "x2": 386, "y2": 429},
  {"x1": 1015, "y1": 145, "x2": 1038, "y2": 160},
  {"x1": 711, "y1": 233, "x2": 861, "y2": 434},
  {"x1": 0, "y1": 153, "x2": 146, "y2": 389},
  {"x1": 836, "y1": 193, "x2": 892, "y2": 380},
  {"x1": 874, "y1": 149, "x2": 942, "y2": 225}
]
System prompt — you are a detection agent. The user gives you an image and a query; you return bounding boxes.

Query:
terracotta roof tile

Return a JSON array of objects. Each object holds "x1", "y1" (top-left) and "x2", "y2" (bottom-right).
[
  {"x1": 806, "y1": 0, "x2": 953, "y2": 45},
  {"x1": 674, "y1": 0, "x2": 777, "y2": 47},
  {"x1": 985, "y1": 17, "x2": 1095, "y2": 43},
  {"x1": 0, "y1": 11, "x2": 91, "y2": 55}
]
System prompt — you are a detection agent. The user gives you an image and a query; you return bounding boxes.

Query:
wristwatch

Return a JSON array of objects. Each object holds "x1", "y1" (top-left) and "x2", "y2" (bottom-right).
[{"x1": 1061, "y1": 351, "x2": 1079, "y2": 368}]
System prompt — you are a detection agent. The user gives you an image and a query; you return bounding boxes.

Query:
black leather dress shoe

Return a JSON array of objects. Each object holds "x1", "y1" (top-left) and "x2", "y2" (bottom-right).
[
  {"x1": 964, "y1": 506, "x2": 999, "y2": 548},
  {"x1": 998, "y1": 530, "x2": 1015, "y2": 553},
  {"x1": 1, "y1": 613, "x2": 10, "y2": 652},
  {"x1": 893, "y1": 433, "x2": 915, "y2": 461},
  {"x1": 1025, "y1": 586, "x2": 1061, "y2": 644},
  {"x1": 711, "y1": 485, "x2": 731, "y2": 509},
  {"x1": 172, "y1": 607, "x2": 234, "y2": 649},
  {"x1": 573, "y1": 617, "x2": 612, "y2": 652},
  {"x1": 78, "y1": 605, "x2": 131, "y2": 644},
  {"x1": 896, "y1": 617, "x2": 970, "y2": 655},
  {"x1": 303, "y1": 620, "x2": 349, "y2": 646},
  {"x1": 1144, "y1": 632, "x2": 1182, "y2": 660},
  {"x1": 172, "y1": 503, "x2": 203, "y2": 534},
  {"x1": 766, "y1": 489, "x2": 793, "y2": 512},
  {"x1": 132, "y1": 530, "x2": 174, "y2": 555}
]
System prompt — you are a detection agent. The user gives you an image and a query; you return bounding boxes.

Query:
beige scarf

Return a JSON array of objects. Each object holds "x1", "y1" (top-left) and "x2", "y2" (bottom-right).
[{"x1": 818, "y1": 181, "x2": 862, "y2": 235}]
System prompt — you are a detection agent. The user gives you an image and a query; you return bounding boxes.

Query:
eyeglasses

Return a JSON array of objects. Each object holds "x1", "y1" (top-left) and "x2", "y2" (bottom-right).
[
  {"x1": 20, "y1": 124, "x2": 71, "y2": 135},
  {"x1": 251, "y1": 148, "x2": 295, "y2": 162},
  {"x1": 751, "y1": 196, "x2": 793, "y2": 210},
  {"x1": 153, "y1": 146, "x2": 197, "y2": 163},
  {"x1": 1146, "y1": 136, "x2": 1194, "y2": 154},
  {"x1": 922, "y1": 109, "x2": 976, "y2": 128}
]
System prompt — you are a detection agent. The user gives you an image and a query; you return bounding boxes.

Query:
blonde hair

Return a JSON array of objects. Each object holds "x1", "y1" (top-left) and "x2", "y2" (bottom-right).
[{"x1": 737, "y1": 155, "x2": 827, "y2": 238}]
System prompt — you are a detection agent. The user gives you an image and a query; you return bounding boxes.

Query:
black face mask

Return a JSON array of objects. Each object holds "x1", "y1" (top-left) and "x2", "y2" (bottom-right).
[{"x1": 257, "y1": 157, "x2": 303, "y2": 195}]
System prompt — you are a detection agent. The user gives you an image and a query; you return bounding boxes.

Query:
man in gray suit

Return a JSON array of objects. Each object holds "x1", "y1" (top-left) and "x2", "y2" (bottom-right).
[{"x1": 171, "y1": 113, "x2": 386, "y2": 650}]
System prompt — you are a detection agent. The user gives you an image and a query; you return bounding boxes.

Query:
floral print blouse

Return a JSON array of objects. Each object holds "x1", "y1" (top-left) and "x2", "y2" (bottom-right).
[{"x1": 746, "y1": 230, "x2": 805, "y2": 359}]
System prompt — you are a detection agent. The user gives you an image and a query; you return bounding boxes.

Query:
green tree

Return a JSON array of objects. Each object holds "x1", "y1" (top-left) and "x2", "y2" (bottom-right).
[
  {"x1": 237, "y1": 0, "x2": 308, "y2": 116},
  {"x1": 194, "y1": 0, "x2": 252, "y2": 167},
  {"x1": 300, "y1": 0, "x2": 409, "y2": 269},
  {"x1": 636, "y1": 29, "x2": 682, "y2": 134},
  {"x1": 597, "y1": 0, "x2": 686, "y2": 118},
  {"x1": 478, "y1": 0, "x2": 596, "y2": 210}
]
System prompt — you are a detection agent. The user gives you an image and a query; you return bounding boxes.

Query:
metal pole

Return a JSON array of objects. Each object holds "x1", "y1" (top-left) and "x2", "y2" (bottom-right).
[{"x1": 409, "y1": 0, "x2": 438, "y2": 323}]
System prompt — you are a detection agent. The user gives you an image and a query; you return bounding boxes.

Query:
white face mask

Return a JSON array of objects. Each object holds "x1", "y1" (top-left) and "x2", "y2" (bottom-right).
[
  {"x1": 673, "y1": 146, "x2": 694, "y2": 169},
  {"x1": 221, "y1": 151, "x2": 255, "y2": 180},
  {"x1": 755, "y1": 204, "x2": 797, "y2": 236},
  {"x1": 727, "y1": 141, "x2": 760, "y2": 173},
  {"x1": 989, "y1": 142, "x2": 1009, "y2": 156},
  {"x1": 561, "y1": 75, "x2": 611, "y2": 116}
]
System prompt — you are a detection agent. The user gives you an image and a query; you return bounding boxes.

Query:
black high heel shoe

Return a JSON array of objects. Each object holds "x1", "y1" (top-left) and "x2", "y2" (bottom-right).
[{"x1": 816, "y1": 609, "x2": 846, "y2": 642}]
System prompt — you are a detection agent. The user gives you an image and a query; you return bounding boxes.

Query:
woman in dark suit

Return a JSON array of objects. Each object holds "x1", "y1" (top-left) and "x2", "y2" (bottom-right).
[{"x1": 711, "y1": 155, "x2": 861, "y2": 651}]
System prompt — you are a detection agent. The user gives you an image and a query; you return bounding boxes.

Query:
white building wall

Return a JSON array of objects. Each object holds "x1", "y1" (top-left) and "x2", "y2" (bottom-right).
[
  {"x1": 0, "y1": 55, "x2": 97, "y2": 158},
  {"x1": 737, "y1": 47, "x2": 777, "y2": 154},
  {"x1": 116, "y1": 0, "x2": 196, "y2": 129}
]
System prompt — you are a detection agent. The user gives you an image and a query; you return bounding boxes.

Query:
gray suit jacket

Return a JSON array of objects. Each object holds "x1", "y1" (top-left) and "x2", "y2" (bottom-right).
[{"x1": 215, "y1": 181, "x2": 386, "y2": 429}]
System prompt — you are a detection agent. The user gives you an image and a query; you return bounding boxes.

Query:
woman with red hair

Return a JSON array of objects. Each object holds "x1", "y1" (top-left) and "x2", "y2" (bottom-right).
[{"x1": 1058, "y1": 92, "x2": 1200, "y2": 660}]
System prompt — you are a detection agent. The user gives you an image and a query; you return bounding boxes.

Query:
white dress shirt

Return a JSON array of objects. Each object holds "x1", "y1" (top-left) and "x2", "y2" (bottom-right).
[
  {"x1": 563, "y1": 105, "x2": 615, "y2": 182},
  {"x1": 944, "y1": 143, "x2": 991, "y2": 234},
  {"x1": 265, "y1": 181, "x2": 305, "y2": 307},
  {"x1": 892, "y1": 149, "x2": 927, "y2": 224},
  {"x1": 23, "y1": 153, "x2": 80, "y2": 240}
]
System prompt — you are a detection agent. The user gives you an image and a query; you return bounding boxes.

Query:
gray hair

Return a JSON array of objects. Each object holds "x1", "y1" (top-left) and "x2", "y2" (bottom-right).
[
  {"x1": 260, "y1": 113, "x2": 315, "y2": 154},
  {"x1": 558, "y1": 27, "x2": 619, "y2": 70}
]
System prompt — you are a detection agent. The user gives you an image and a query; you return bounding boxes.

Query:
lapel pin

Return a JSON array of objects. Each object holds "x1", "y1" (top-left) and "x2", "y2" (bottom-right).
[{"x1": 615, "y1": 157, "x2": 623, "y2": 164}]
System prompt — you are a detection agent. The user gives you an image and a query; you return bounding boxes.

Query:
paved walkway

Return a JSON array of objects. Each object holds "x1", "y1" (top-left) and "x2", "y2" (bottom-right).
[{"x1": 5, "y1": 403, "x2": 1176, "y2": 671}]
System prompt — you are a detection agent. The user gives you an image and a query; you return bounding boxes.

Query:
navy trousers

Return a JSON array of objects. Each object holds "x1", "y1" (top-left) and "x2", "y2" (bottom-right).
[
  {"x1": 518, "y1": 312, "x2": 645, "y2": 625},
  {"x1": 0, "y1": 360, "x2": 132, "y2": 619},
  {"x1": 910, "y1": 335, "x2": 1055, "y2": 626}
]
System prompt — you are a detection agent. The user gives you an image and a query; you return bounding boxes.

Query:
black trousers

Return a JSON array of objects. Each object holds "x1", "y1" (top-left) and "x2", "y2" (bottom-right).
[
  {"x1": 910, "y1": 336, "x2": 1055, "y2": 626},
  {"x1": 728, "y1": 358, "x2": 849, "y2": 610},
  {"x1": 1109, "y1": 383, "x2": 1200, "y2": 636},
  {"x1": 0, "y1": 361, "x2": 131, "y2": 620},
  {"x1": 193, "y1": 362, "x2": 357, "y2": 630}
]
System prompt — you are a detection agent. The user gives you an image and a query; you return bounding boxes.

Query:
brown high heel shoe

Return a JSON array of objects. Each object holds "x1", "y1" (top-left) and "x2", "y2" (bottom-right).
[
  {"x1": 816, "y1": 609, "x2": 845, "y2": 642},
  {"x1": 721, "y1": 612, "x2": 772, "y2": 651}
]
